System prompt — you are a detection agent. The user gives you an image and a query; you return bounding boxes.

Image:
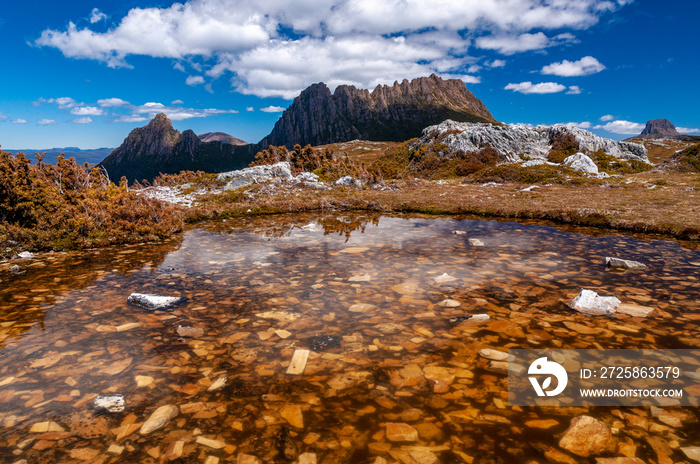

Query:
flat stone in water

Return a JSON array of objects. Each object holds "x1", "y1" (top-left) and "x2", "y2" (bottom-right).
[
  {"x1": 449, "y1": 314, "x2": 490, "y2": 326},
  {"x1": 127, "y1": 293, "x2": 185, "y2": 310},
  {"x1": 568, "y1": 289, "x2": 620, "y2": 316},
  {"x1": 308, "y1": 335, "x2": 341, "y2": 351},
  {"x1": 605, "y1": 257, "x2": 647, "y2": 270},
  {"x1": 93, "y1": 394, "x2": 126, "y2": 413}
]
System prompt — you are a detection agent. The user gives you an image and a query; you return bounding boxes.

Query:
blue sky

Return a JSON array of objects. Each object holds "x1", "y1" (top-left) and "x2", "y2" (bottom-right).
[{"x1": 1, "y1": 0, "x2": 699, "y2": 149}]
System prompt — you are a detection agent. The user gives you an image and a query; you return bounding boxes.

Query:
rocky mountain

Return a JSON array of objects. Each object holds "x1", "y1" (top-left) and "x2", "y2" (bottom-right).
[
  {"x1": 259, "y1": 74, "x2": 497, "y2": 148},
  {"x1": 416, "y1": 120, "x2": 649, "y2": 164},
  {"x1": 98, "y1": 114, "x2": 254, "y2": 182},
  {"x1": 198, "y1": 132, "x2": 247, "y2": 145},
  {"x1": 638, "y1": 119, "x2": 682, "y2": 139}
]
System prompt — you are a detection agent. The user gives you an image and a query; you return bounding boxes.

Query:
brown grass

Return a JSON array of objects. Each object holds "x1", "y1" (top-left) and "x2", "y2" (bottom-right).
[{"x1": 181, "y1": 171, "x2": 700, "y2": 241}]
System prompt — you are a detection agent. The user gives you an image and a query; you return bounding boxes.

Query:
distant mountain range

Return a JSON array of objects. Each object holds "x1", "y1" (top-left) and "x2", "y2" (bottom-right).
[
  {"x1": 98, "y1": 74, "x2": 499, "y2": 182},
  {"x1": 2, "y1": 147, "x2": 115, "y2": 165}
]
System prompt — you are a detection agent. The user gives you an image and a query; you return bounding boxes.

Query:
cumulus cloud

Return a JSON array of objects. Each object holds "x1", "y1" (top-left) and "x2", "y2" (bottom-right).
[
  {"x1": 476, "y1": 32, "x2": 551, "y2": 55},
  {"x1": 567, "y1": 121, "x2": 592, "y2": 129},
  {"x1": 127, "y1": 101, "x2": 239, "y2": 121},
  {"x1": 38, "y1": 97, "x2": 80, "y2": 109},
  {"x1": 600, "y1": 114, "x2": 614, "y2": 121},
  {"x1": 171, "y1": 99, "x2": 185, "y2": 105},
  {"x1": 260, "y1": 106, "x2": 285, "y2": 113},
  {"x1": 504, "y1": 81, "x2": 567, "y2": 94},
  {"x1": 566, "y1": 85, "x2": 582, "y2": 94},
  {"x1": 34, "y1": 0, "x2": 632, "y2": 99},
  {"x1": 70, "y1": 106, "x2": 104, "y2": 116},
  {"x1": 90, "y1": 8, "x2": 107, "y2": 24},
  {"x1": 593, "y1": 120, "x2": 645, "y2": 134},
  {"x1": 69, "y1": 117, "x2": 93, "y2": 124},
  {"x1": 98, "y1": 97, "x2": 130, "y2": 107},
  {"x1": 246, "y1": 107, "x2": 254, "y2": 112},
  {"x1": 678, "y1": 127, "x2": 700, "y2": 134},
  {"x1": 12, "y1": 119, "x2": 28, "y2": 124},
  {"x1": 541, "y1": 56, "x2": 605, "y2": 76},
  {"x1": 485, "y1": 59, "x2": 506, "y2": 68},
  {"x1": 37, "y1": 119, "x2": 57, "y2": 126},
  {"x1": 186, "y1": 75, "x2": 205, "y2": 85}
]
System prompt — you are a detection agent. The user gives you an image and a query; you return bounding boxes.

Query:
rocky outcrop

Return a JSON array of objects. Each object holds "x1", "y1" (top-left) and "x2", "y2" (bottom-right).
[
  {"x1": 198, "y1": 132, "x2": 247, "y2": 145},
  {"x1": 415, "y1": 120, "x2": 649, "y2": 163},
  {"x1": 259, "y1": 74, "x2": 497, "y2": 148},
  {"x1": 639, "y1": 119, "x2": 682, "y2": 138},
  {"x1": 98, "y1": 114, "x2": 255, "y2": 182}
]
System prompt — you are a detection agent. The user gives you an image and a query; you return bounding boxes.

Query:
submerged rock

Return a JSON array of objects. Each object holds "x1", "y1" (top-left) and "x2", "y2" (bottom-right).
[
  {"x1": 559, "y1": 415, "x2": 612, "y2": 457},
  {"x1": 449, "y1": 314, "x2": 490, "y2": 325},
  {"x1": 468, "y1": 238, "x2": 485, "y2": 246},
  {"x1": 9, "y1": 265, "x2": 25, "y2": 275},
  {"x1": 605, "y1": 257, "x2": 647, "y2": 270},
  {"x1": 177, "y1": 325, "x2": 204, "y2": 338},
  {"x1": 308, "y1": 335, "x2": 341, "y2": 351},
  {"x1": 127, "y1": 293, "x2": 185, "y2": 310},
  {"x1": 140, "y1": 404, "x2": 179, "y2": 435},
  {"x1": 93, "y1": 394, "x2": 126, "y2": 413},
  {"x1": 568, "y1": 289, "x2": 620, "y2": 316}
]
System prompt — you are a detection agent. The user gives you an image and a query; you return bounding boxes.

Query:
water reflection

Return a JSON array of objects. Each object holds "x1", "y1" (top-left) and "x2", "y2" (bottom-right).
[{"x1": 0, "y1": 214, "x2": 698, "y2": 463}]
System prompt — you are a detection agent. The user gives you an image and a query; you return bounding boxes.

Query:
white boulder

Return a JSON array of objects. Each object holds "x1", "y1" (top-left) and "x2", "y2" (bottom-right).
[{"x1": 564, "y1": 153, "x2": 598, "y2": 174}]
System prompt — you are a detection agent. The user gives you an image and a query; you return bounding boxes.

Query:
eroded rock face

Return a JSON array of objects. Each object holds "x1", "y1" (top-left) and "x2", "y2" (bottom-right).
[
  {"x1": 259, "y1": 74, "x2": 497, "y2": 148},
  {"x1": 414, "y1": 120, "x2": 648, "y2": 164},
  {"x1": 558, "y1": 415, "x2": 612, "y2": 457},
  {"x1": 218, "y1": 162, "x2": 294, "y2": 190}
]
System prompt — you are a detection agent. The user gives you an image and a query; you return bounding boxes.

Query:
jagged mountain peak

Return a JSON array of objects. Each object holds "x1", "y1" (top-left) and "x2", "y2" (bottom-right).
[{"x1": 260, "y1": 74, "x2": 497, "y2": 148}]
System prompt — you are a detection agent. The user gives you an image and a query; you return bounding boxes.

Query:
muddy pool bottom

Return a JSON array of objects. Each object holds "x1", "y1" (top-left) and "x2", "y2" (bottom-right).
[{"x1": 0, "y1": 213, "x2": 699, "y2": 464}]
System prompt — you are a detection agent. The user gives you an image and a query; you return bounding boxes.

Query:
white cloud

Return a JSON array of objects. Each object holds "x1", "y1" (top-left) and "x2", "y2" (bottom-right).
[
  {"x1": 476, "y1": 32, "x2": 552, "y2": 55},
  {"x1": 128, "y1": 102, "x2": 238, "y2": 121},
  {"x1": 246, "y1": 107, "x2": 254, "y2": 112},
  {"x1": 541, "y1": 56, "x2": 605, "y2": 77},
  {"x1": 97, "y1": 97, "x2": 130, "y2": 107},
  {"x1": 70, "y1": 117, "x2": 93, "y2": 124},
  {"x1": 593, "y1": 120, "x2": 645, "y2": 134},
  {"x1": 37, "y1": 119, "x2": 57, "y2": 126},
  {"x1": 0, "y1": 113, "x2": 6, "y2": 121},
  {"x1": 566, "y1": 85, "x2": 582, "y2": 94},
  {"x1": 39, "y1": 97, "x2": 80, "y2": 109},
  {"x1": 115, "y1": 115, "x2": 148, "y2": 123},
  {"x1": 70, "y1": 106, "x2": 104, "y2": 116},
  {"x1": 567, "y1": 121, "x2": 592, "y2": 129},
  {"x1": 485, "y1": 59, "x2": 506, "y2": 68},
  {"x1": 171, "y1": 99, "x2": 185, "y2": 105},
  {"x1": 600, "y1": 114, "x2": 614, "y2": 121},
  {"x1": 260, "y1": 106, "x2": 285, "y2": 113},
  {"x1": 12, "y1": 119, "x2": 28, "y2": 124},
  {"x1": 504, "y1": 81, "x2": 567, "y2": 94},
  {"x1": 677, "y1": 127, "x2": 700, "y2": 134},
  {"x1": 34, "y1": 0, "x2": 632, "y2": 98},
  {"x1": 186, "y1": 75, "x2": 205, "y2": 85},
  {"x1": 90, "y1": 8, "x2": 107, "y2": 24}
]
